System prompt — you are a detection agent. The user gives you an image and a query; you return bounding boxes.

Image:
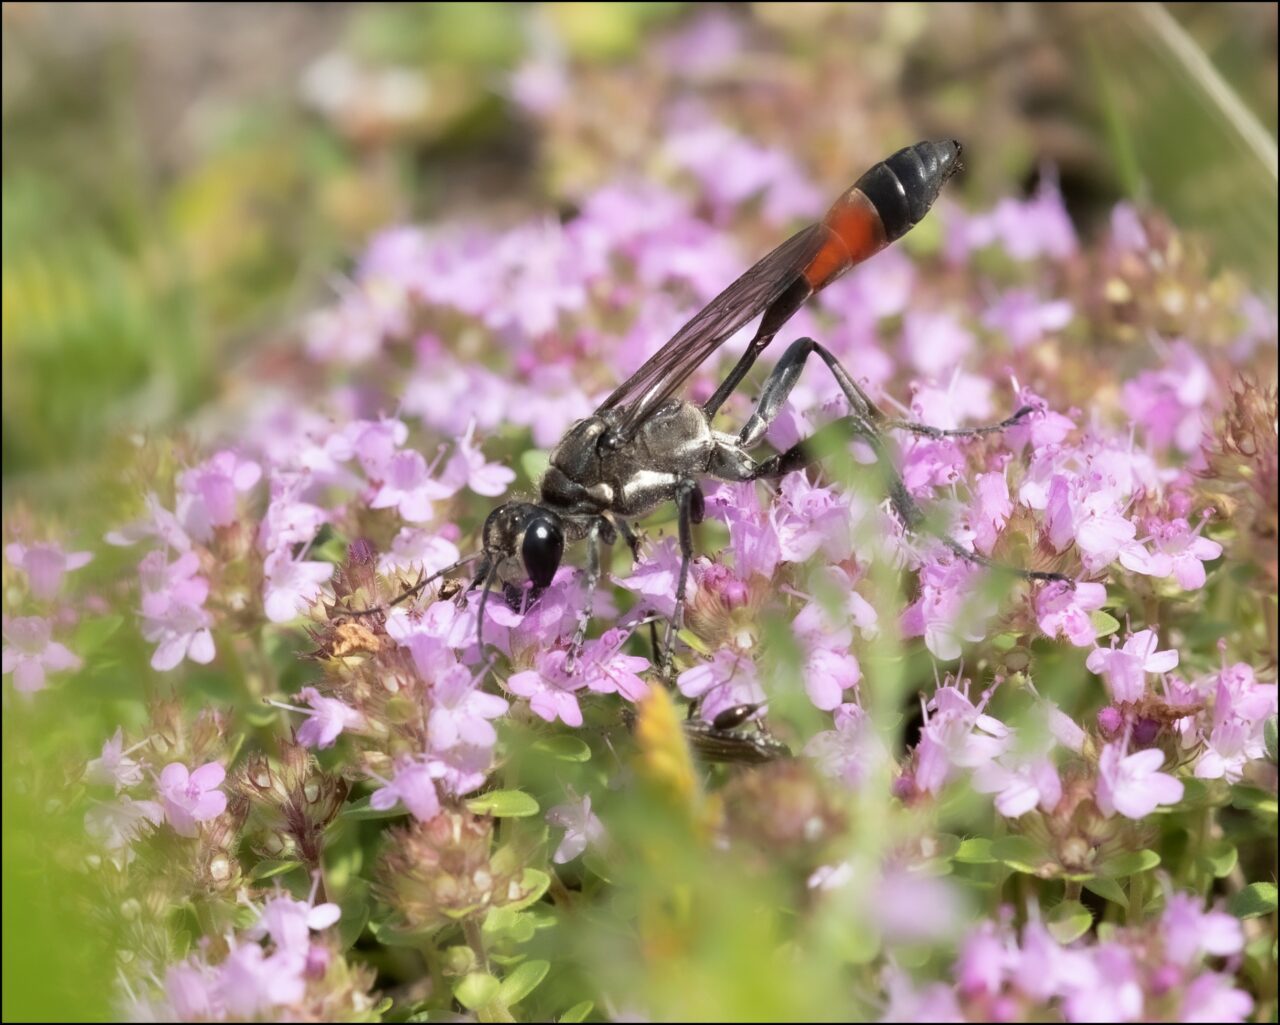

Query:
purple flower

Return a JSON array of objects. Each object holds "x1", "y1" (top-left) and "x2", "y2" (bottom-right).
[
  {"x1": 1086, "y1": 629, "x2": 1179, "y2": 704},
  {"x1": 901, "y1": 309, "x2": 974, "y2": 378},
  {"x1": 1148, "y1": 517, "x2": 1222, "y2": 590},
  {"x1": 576, "y1": 628, "x2": 650, "y2": 701},
  {"x1": 804, "y1": 704, "x2": 889, "y2": 789},
  {"x1": 677, "y1": 649, "x2": 765, "y2": 724},
  {"x1": 378, "y1": 527, "x2": 461, "y2": 577},
  {"x1": 293, "y1": 687, "x2": 365, "y2": 749},
  {"x1": 370, "y1": 757, "x2": 442, "y2": 821},
  {"x1": 1096, "y1": 743, "x2": 1183, "y2": 819},
  {"x1": 369, "y1": 449, "x2": 455, "y2": 523},
  {"x1": 546, "y1": 794, "x2": 606, "y2": 863},
  {"x1": 258, "y1": 472, "x2": 330, "y2": 553},
  {"x1": 507, "y1": 650, "x2": 588, "y2": 727},
  {"x1": 216, "y1": 942, "x2": 306, "y2": 1019},
  {"x1": 441, "y1": 421, "x2": 516, "y2": 497},
  {"x1": 1060, "y1": 941, "x2": 1143, "y2": 1023},
  {"x1": 428, "y1": 665, "x2": 509, "y2": 751},
  {"x1": 1178, "y1": 973, "x2": 1254, "y2": 1023},
  {"x1": 1036, "y1": 580, "x2": 1107, "y2": 647},
  {"x1": 249, "y1": 892, "x2": 341, "y2": 956},
  {"x1": 1121, "y1": 341, "x2": 1214, "y2": 454},
  {"x1": 614, "y1": 537, "x2": 691, "y2": 617},
  {"x1": 972, "y1": 752, "x2": 1063, "y2": 817},
  {"x1": 982, "y1": 288, "x2": 1073, "y2": 350},
  {"x1": 138, "y1": 550, "x2": 215, "y2": 671},
  {"x1": 902, "y1": 560, "x2": 994, "y2": 661},
  {"x1": 262, "y1": 548, "x2": 334, "y2": 623},
  {"x1": 913, "y1": 682, "x2": 1010, "y2": 794},
  {"x1": 84, "y1": 795, "x2": 164, "y2": 855},
  {"x1": 104, "y1": 493, "x2": 192, "y2": 551},
  {"x1": 86, "y1": 727, "x2": 145, "y2": 791},
  {"x1": 177, "y1": 450, "x2": 262, "y2": 541},
  {"x1": 164, "y1": 961, "x2": 221, "y2": 1022},
  {"x1": 967, "y1": 470, "x2": 1012, "y2": 556},
  {"x1": 157, "y1": 761, "x2": 227, "y2": 837},
  {"x1": 2, "y1": 615, "x2": 81, "y2": 693},
  {"x1": 1160, "y1": 893, "x2": 1244, "y2": 967},
  {"x1": 4, "y1": 541, "x2": 92, "y2": 601}
]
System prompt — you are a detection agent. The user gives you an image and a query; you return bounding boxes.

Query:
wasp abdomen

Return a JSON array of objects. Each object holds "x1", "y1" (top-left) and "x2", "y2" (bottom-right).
[{"x1": 855, "y1": 139, "x2": 962, "y2": 242}]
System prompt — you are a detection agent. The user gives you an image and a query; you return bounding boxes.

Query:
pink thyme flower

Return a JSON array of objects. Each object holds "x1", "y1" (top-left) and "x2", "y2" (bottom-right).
[
  {"x1": 84, "y1": 795, "x2": 164, "y2": 855},
  {"x1": 216, "y1": 942, "x2": 306, "y2": 1019},
  {"x1": 164, "y1": 961, "x2": 221, "y2": 1022},
  {"x1": 86, "y1": 727, "x2": 146, "y2": 791},
  {"x1": 378, "y1": 526, "x2": 461, "y2": 577},
  {"x1": 262, "y1": 548, "x2": 335, "y2": 623},
  {"x1": 248, "y1": 890, "x2": 342, "y2": 956},
  {"x1": 428, "y1": 665, "x2": 510, "y2": 751},
  {"x1": 902, "y1": 560, "x2": 994, "y2": 662},
  {"x1": 257, "y1": 472, "x2": 329, "y2": 553},
  {"x1": 1121, "y1": 341, "x2": 1214, "y2": 455},
  {"x1": 972, "y1": 751, "x2": 1063, "y2": 817},
  {"x1": 901, "y1": 309, "x2": 974, "y2": 378},
  {"x1": 369, "y1": 757, "x2": 443, "y2": 821},
  {"x1": 2, "y1": 615, "x2": 82, "y2": 693},
  {"x1": 1147, "y1": 516, "x2": 1222, "y2": 590},
  {"x1": 1036, "y1": 580, "x2": 1107, "y2": 647},
  {"x1": 1178, "y1": 973, "x2": 1254, "y2": 1022},
  {"x1": 1160, "y1": 892, "x2": 1244, "y2": 968},
  {"x1": 157, "y1": 761, "x2": 228, "y2": 837},
  {"x1": 982, "y1": 288, "x2": 1073, "y2": 350},
  {"x1": 441, "y1": 421, "x2": 516, "y2": 497},
  {"x1": 507, "y1": 649, "x2": 589, "y2": 727},
  {"x1": 138, "y1": 550, "x2": 215, "y2": 671},
  {"x1": 1086, "y1": 629, "x2": 1179, "y2": 703},
  {"x1": 913, "y1": 683, "x2": 1010, "y2": 795},
  {"x1": 1096, "y1": 743, "x2": 1184, "y2": 819},
  {"x1": 4, "y1": 541, "x2": 93, "y2": 601},
  {"x1": 104, "y1": 492, "x2": 192, "y2": 551},
  {"x1": 677, "y1": 648, "x2": 765, "y2": 725},
  {"x1": 613, "y1": 537, "x2": 692, "y2": 617},
  {"x1": 177, "y1": 450, "x2": 262, "y2": 541},
  {"x1": 368, "y1": 449, "x2": 455, "y2": 523},
  {"x1": 293, "y1": 687, "x2": 365, "y2": 749},
  {"x1": 804, "y1": 703, "x2": 889, "y2": 790},
  {"x1": 547, "y1": 794, "x2": 606, "y2": 864}
]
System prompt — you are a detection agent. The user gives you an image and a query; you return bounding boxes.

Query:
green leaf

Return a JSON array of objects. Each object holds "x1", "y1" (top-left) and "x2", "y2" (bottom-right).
[
  {"x1": 498, "y1": 959, "x2": 550, "y2": 1007},
  {"x1": 342, "y1": 796, "x2": 406, "y2": 821},
  {"x1": 519, "y1": 449, "x2": 551, "y2": 482},
  {"x1": 454, "y1": 972, "x2": 501, "y2": 1010},
  {"x1": 249, "y1": 859, "x2": 303, "y2": 882},
  {"x1": 505, "y1": 868, "x2": 551, "y2": 912},
  {"x1": 1229, "y1": 882, "x2": 1278, "y2": 919},
  {"x1": 466, "y1": 789, "x2": 540, "y2": 818},
  {"x1": 1230, "y1": 786, "x2": 1278, "y2": 817},
  {"x1": 1089, "y1": 610, "x2": 1122, "y2": 639},
  {"x1": 1047, "y1": 900, "x2": 1093, "y2": 944},
  {"x1": 954, "y1": 837, "x2": 995, "y2": 864},
  {"x1": 73, "y1": 615, "x2": 123, "y2": 655},
  {"x1": 531, "y1": 735, "x2": 593, "y2": 762},
  {"x1": 373, "y1": 996, "x2": 394, "y2": 1015},
  {"x1": 1264, "y1": 715, "x2": 1277, "y2": 762},
  {"x1": 1098, "y1": 849, "x2": 1160, "y2": 878},
  {"x1": 561, "y1": 1001, "x2": 594, "y2": 1023},
  {"x1": 990, "y1": 835, "x2": 1045, "y2": 874},
  {"x1": 1084, "y1": 877, "x2": 1128, "y2": 908},
  {"x1": 1197, "y1": 837, "x2": 1238, "y2": 879}
]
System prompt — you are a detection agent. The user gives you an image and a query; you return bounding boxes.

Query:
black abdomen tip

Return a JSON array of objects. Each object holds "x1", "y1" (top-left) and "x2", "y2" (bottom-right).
[{"x1": 856, "y1": 139, "x2": 964, "y2": 241}]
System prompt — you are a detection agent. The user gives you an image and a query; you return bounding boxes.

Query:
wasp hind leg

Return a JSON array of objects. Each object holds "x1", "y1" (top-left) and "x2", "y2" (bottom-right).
[{"x1": 718, "y1": 336, "x2": 1066, "y2": 584}]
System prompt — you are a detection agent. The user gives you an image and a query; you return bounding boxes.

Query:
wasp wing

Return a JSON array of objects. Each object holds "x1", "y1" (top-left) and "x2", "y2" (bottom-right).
[{"x1": 597, "y1": 222, "x2": 830, "y2": 442}]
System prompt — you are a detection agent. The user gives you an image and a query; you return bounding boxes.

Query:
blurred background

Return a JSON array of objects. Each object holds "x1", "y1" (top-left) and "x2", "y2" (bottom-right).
[{"x1": 3, "y1": 2, "x2": 1276, "y2": 498}]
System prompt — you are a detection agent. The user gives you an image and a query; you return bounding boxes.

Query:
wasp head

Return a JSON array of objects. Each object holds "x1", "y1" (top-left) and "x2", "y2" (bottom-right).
[{"x1": 482, "y1": 502, "x2": 565, "y2": 590}]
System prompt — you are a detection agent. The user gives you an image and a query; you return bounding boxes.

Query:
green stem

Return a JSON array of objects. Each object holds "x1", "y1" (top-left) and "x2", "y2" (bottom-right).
[{"x1": 1127, "y1": 871, "x2": 1145, "y2": 926}]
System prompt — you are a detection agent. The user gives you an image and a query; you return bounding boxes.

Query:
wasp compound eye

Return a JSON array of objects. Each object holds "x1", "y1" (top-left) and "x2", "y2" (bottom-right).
[{"x1": 521, "y1": 516, "x2": 564, "y2": 589}]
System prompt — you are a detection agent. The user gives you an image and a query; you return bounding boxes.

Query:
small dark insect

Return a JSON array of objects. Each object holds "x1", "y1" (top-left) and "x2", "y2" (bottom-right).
[{"x1": 363, "y1": 141, "x2": 1067, "y2": 760}]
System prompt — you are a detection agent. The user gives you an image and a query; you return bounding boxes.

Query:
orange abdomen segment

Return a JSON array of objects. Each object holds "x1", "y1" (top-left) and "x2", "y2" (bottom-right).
[{"x1": 802, "y1": 188, "x2": 889, "y2": 292}]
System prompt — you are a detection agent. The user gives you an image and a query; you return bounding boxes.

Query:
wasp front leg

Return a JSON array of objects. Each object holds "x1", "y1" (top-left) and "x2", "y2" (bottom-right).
[
  {"x1": 565, "y1": 517, "x2": 613, "y2": 672},
  {"x1": 659, "y1": 480, "x2": 704, "y2": 682}
]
